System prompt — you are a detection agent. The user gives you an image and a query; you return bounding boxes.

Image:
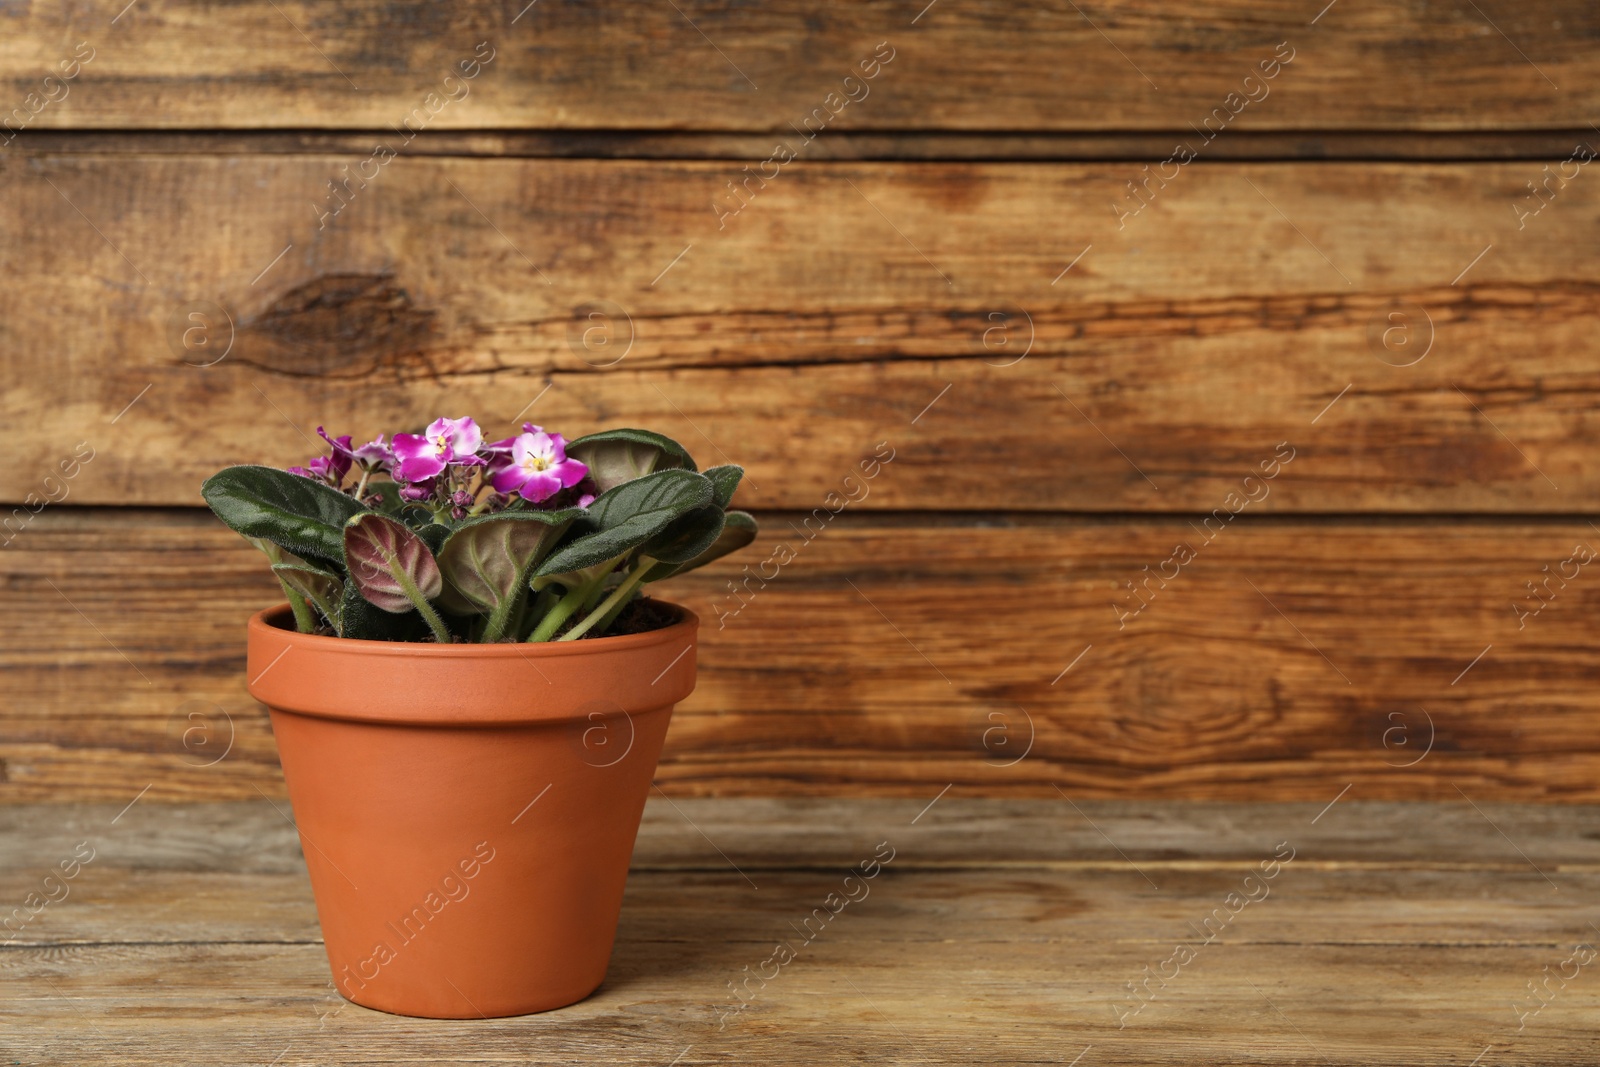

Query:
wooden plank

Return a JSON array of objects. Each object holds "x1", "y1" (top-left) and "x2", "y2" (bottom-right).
[
  {"x1": 12, "y1": 797, "x2": 1600, "y2": 876},
  {"x1": 8, "y1": 850, "x2": 1590, "y2": 949},
  {"x1": 5, "y1": 156, "x2": 1599, "y2": 511},
  {"x1": 13, "y1": 129, "x2": 1600, "y2": 161},
  {"x1": 7, "y1": 942, "x2": 1597, "y2": 1065},
  {"x1": 1, "y1": 800, "x2": 1597, "y2": 1064},
  {"x1": 6, "y1": 510, "x2": 1600, "y2": 802},
  {"x1": 1, "y1": 2, "x2": 1596, "y2": 132}
]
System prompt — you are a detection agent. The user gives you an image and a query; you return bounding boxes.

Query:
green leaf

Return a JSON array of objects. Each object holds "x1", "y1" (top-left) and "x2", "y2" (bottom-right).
[
  {"x1": 249, "y1": 538, "x2": 318, "y2": 631},
  {"x1": 437, "y1": 509, "x2": 582, "y2": 620},
  {"x1": 535, "y1": 469, "x2": 713, "y2": 577},
  {"x1": 643, "y1": 504, "x2": 725, "y2": 566},
  {"x1": 202, "y1": 465, "x2": 366, "y2": 566},
  {"x1": 271, "y1": 561, "x2": 345, "y2": 633},
  {"x1": 416, "y1": 523, "x2": 452, "y2": 554},
  {"x1": 644, "y1": 509, "x2": 758, "y2": 581},
  {"x1": 343, "y1": 513, "x2": 444, "y2": 614},
  {"x1": 363, "y1": 480, "x2": 404, "y2": 514},
  {"x1": 702, "y1": 465, "x2": 744, "y2": 509},
  {"x1": 244, "y1": 535, "x2": 288, "y2": 567},
  {"x1": 566, "y1": 428, "x2": 696, "y2": 493},
  {"x1": 337, "y1": 580, "x2": 427, "y2": 642},
  {"x1": 530, "y1": 559, "x2": 618, "y2": 595}
]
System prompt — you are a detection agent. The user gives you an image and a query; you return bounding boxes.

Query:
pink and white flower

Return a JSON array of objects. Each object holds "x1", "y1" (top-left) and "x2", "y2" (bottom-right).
[
  {"x1": 391, "y1": 417, "x2": 483, "y2": 483},
  {"x1": 490, "y1": 430, "x2": 587, "y2": 503}
]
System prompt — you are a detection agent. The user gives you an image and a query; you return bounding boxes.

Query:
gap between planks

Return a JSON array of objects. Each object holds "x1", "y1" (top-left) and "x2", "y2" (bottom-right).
[{"x1": 7, "y1": 129, "x2": 1599, "y2": 162}]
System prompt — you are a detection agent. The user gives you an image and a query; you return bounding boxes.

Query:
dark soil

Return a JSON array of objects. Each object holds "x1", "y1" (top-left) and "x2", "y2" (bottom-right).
[
  {"x1": 268, "y1": 597, "x2": 680, "y2": 641},
  {"x1": 594, "y1": 597, "x2": 680, "y2": 637}
]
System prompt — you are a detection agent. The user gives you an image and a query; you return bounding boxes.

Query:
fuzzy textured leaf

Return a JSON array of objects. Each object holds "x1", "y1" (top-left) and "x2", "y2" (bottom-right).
[
  {"x1": 343, "y1": 513, "x2": 444, "y2": 614},
  {"x1": 202, "y1": 465, "x2": 365, "y2": 566},
  {"x1": 338, "y1": 580, "x2": 427, "y2": 642},
  {"x1": 702, "y1": 465, "x2": 744, "y2": 509},
  {"x1": 644, "y1": 509, "x2": 758, "y2": 581},
  {"x1": 565, "y1": 428, "x2": 696, "y2": 493},
  {"x1": 643, "y1": 505, "x2": 726, "y2": 566},
  {"x1": 416, "y1": 522, "x2": 452, "y2": 554},
  {"x1": 437, "y1": 509, "x2": 581, "y2": 615},
  {"x1": 271, "y1": 561, "x2": 345, "y2": 632},
  {"x1": 536, "y1": 469, "x2": 712, "y2": 577}
]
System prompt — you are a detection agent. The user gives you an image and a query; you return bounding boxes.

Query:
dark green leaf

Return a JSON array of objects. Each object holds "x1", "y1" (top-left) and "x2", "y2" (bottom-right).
[
  {"x1": 566, "y1": 428, "x2": 696, "y2": 493},
  {"x1": 702, "y1": 465, "x2": 744, "y2": 509},
  {"x1": 271, "y1": 561, "x2": 344, "y2": 633},
  {"x1": 397, "y1": 506, "x2": 437, "y2": 531},
  {"x1": 535, "y1": 469, "x2": 712, "y2": 577},
  {"x1": 644, "y1": 509, "x2": 758, "y2": 581},
  {"x1": 643, "y1": 504, "x2": 725, "y2": 566},
  {"x1": 337, "y1": 580, "x2": 427, "y2": 642},
  {"x1": 416, "y1": 523, "x2": 451, "y2": 554},
  {"x1": 201, "y1": 465, "x2": 365, "y2": 566}
]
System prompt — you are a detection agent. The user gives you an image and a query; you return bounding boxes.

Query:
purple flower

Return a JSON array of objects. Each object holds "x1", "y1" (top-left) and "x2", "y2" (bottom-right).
[
  {"x1": 287, "y1": 465, "x2": 317, "y2": 479},
  {"x1": 307, "y1": 426, "x2": 354, "y2": 484},
  {"x1": 350, "y1": 434, "x2": 393, "y2": 469},
  {"x1": 320, "y1": 428, "x2": 392, "y2": 471},
  {"x1": 316, "y1": 426, "x2": 352, "y2": 453},
  {"x1": 306, "y1": 455, "x2": 343, "y2": 482},
  {"x1": 483, "y1": 424, "x2": 544, "y2": 456},
  {"x1": 391, "y1": 417, "x2": 483, "y2": 483},
  {"x1": 398, "y1": 480, "x2": 436, "y2": 502},
  {"x1": 490, "y1": 430, "x2": 587, "y2": 503}
]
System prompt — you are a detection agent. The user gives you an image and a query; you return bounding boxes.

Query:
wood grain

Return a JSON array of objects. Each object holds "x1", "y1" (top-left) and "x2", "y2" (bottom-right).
[
  {"x1": 2, "y1": 799, "x2": 1597, "y2": 1064},
  {"x1": 5, "y1": 155, "x2": 1598, "y2": 511},
  {"x1": 1, "y1": 1, "x2": 1596, "y2": 131},
  {"x1": 13, "y1": 797, "x2": 1600, "y2": 878},
  {"x1": 6, "y1": 509, "x2": 1600, "y2": 803},
  {"x1": 14, "y1": 129, "x2": 1600, "y2": 161},
  {"x1": 1, "y1": 0, "x2": 1593, "y2": 821}
]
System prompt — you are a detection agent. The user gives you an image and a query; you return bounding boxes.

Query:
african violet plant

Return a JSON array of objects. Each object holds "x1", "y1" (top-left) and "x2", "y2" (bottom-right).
[{"x1": 201, "y1": 418, "x2": 757, "y2": 643}]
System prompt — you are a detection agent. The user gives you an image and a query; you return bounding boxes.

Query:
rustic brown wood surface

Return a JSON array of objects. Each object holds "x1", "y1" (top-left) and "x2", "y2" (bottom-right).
[
  {"x1": 4, "y1": 155, "x2": 1597, "y2": 512},
  {"x1": 2, "y1": 3, "x2": 1594, "y2": 805},
  {"x1": 2, "y1": 798, "x2": 1596, "y2": 1064},
  {"x1": 5, "y1": 509, "x2": 1598, "y2": 803},
  {"x1": 14, "y1": 129, "x2": 1600, "y2": 161},
  {"x1": 1, "y1": 1, "x2": 1596, "y2": 131}
]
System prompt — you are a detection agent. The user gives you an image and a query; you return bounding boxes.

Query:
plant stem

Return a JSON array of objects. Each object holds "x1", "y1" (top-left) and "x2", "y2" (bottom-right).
[
  {"x1": 560, "y1": 558, "x2": 654, "y2": 642},
  {"x1": 526, "y1": 561, "x2": 619, "y2": 642},
  {"x1": 467, "y1": 472, "x2": 497, "y2": 516},
  {"x1": 579, "y1": 562, "x2": 620, "y2": 612},
  {"x1": 390, "y1": 563, "x2": 453, "y2": 644},
  {"x1": 414, "y1": 596, "x2": 453, "y2": 644},
  {"x1": 277, "y1": 577, "x2": 316, "y2": 633},
  {"x1": 520, "y1": 586, "x2": 556, "y2": 639},
  {"x1": 526, "y1": 584, "x2": 589, "y2": 643},
  {"x1": 353, "y1": 466, "x2": 372, "y2": 501},
  {"x1": 591, "y1": 583, "x2": 640, "y2": 636},
  {"x1": 481, "y1": 570, "x2": 533, "y2": 643}
]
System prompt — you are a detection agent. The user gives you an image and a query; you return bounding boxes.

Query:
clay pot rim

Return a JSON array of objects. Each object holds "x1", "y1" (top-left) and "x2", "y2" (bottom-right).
[{"x1": 248, "y1": 600, "x2": 698, "y2": 659}]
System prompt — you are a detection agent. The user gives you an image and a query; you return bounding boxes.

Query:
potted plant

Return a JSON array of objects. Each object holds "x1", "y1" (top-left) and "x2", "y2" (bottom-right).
[{"x1": 201, "y1": 418, "x2": 757, "y2": 1018}]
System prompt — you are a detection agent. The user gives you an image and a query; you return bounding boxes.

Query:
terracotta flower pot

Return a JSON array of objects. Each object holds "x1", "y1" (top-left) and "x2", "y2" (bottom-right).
[{"x1": 245, "y1": 601, "x2": 698, "y2": 1019}]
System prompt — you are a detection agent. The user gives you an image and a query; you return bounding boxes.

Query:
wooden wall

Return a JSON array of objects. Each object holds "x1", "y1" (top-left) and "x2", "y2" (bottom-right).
[{"x1": 3, "y1": 0, "x2": 1598, "y2": 801}]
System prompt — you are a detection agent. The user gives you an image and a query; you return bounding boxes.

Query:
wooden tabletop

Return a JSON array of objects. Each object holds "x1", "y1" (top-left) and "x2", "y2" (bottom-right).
[{"x1": 2, "y1": 797, "x2": 1596, "y2": 1065}]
